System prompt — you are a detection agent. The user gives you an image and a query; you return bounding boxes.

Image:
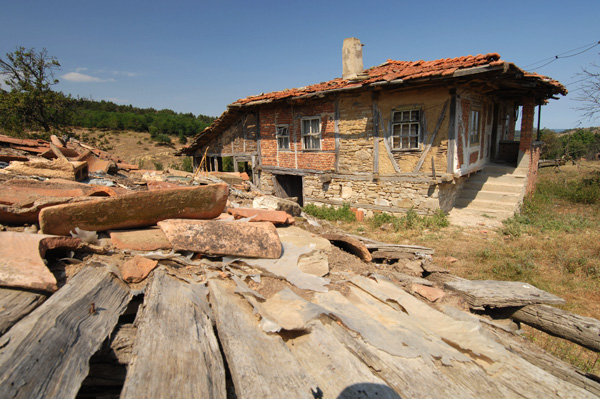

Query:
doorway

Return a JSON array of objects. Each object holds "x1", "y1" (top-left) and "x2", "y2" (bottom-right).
[{"x1": 274, "y1": 174, "x2": 303, "y2": 206}]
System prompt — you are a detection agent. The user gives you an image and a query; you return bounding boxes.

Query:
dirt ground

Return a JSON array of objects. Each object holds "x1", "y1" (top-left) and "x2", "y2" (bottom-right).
[{"x1": 72, "y1": 129, "x2": 189, "y2": 170}]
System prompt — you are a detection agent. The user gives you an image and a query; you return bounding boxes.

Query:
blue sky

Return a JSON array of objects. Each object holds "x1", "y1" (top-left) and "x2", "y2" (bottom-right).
[{"x1": 1, "y1": 0, "x2": 598, "y2": 129}]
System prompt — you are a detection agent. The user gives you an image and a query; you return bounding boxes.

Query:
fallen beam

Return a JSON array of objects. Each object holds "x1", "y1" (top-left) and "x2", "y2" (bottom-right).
[
  {"x1": 0, "y1": 288, "x2": 47, "y2": 335},
  {"x1": 0, "y1": 266, "x2": 132, "y2": 399},
  {"x1": 39, "y1": 183, "x2": 229, "y2": 235},
  {"x1": 511, "y1": 304, "x2": 600, "y2": 352},
  {"x1": 444, "y1": 279, "x2": 566, "y2": 309},
  {"x1": 208, "y1": 279, "x2": 318, "y2": 398},
  {"x1": 121, "y1": 269, "x2": 226, "y2": 398}
]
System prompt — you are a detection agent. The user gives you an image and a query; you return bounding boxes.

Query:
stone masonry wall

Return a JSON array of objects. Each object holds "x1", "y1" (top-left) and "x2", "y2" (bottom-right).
[{"x1": 338, "y1": 92, "x2": 374, "y2": 173}]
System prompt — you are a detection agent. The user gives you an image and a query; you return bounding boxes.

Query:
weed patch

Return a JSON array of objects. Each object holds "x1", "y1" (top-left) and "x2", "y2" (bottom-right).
[{"x1": 302, "y1": 203, "x2": 356, "y2": 222}]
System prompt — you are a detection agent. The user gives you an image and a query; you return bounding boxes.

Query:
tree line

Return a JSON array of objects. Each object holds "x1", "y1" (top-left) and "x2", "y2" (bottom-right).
[
  {"x1": 540, "y1": 128, "x2": 600, "y2": 160},
  {"x1": 72, "y1": 99, "x2": 215, "y2": 143}
]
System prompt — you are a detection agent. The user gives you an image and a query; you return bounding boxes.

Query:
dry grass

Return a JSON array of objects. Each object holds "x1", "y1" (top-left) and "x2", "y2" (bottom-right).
[{"x1": 334, "y1": 161, "x2": 600, "y2": 375}]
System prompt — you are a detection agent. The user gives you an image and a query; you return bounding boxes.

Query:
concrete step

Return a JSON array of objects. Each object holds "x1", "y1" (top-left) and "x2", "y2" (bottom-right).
[
  {"x1": 455, "y1": 198, "x2": 518, "y2": 212},
  {"x1": 467, "y1": 173, "x2": 526, "y2": 184},
  {"x1": 463, "y1": 180, "x2": 524, "y2": 193},
  {"x1": 483, "y1": 164, "x2": 528, "y2": 176},
  {"x1": 458, "y1": 189, "x2": 521, "y2": 202},
  {"x1": 449, "y1": 207, "x2": 515, "y2": 222}
]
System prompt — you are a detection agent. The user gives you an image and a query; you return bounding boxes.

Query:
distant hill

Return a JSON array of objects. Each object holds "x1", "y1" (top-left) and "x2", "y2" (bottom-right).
[{"x1": 71, "y1": 99, "x2": 216, "y2": 144}]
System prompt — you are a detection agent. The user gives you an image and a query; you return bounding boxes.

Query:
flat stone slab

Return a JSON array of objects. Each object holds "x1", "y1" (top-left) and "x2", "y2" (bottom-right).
[
  {"x1": 39, "y1": 183, "x2": 229, "y2": 235},
  {"x1": 444, "y1": 279, "x2": 566, "y2": 308},
  {"x1": 227, "y1": 207, "x2": 294, "y2": 225},
  {"x1": 158, "y1": 219, "x2": 282, "y2": 259},
  {"x1": 110, "y1": 228, "x2": 172, "y2": 251},
  {"x1": 0, "y1": 232, "x2": 81, "y2": 292}
]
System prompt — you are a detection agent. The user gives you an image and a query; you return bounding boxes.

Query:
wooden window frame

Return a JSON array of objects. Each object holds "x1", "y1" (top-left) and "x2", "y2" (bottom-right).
[
  {"x1": 301, "y1": 116, "x2": 321, "y2": 151},
  {"x1": 276, "y1": 125, "x2": 290, "y2": 151},
  {"x1": 469, "y1": 110, "x2": 481, "y2": 146},
  {"x1": 391, "y1": 108, "x2": 421, "y2": 151}
]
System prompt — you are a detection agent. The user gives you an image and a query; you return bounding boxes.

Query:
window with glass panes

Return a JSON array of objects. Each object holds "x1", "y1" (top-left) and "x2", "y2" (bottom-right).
[
  {"x1": 276, "y1": 125, "x2": 289, "y2": 150},
  {"x1": 391, "y1": 109, "x2": 420, "y2": 150},
  {"x1": 469, "y1": 110, "x2": 481, "y2": 145},
  {"x1": 301, "y1": 117, "x2": 321, "y2": 150}
]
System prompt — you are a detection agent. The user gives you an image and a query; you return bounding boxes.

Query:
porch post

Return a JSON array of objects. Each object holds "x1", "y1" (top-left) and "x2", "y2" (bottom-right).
[
  {"x1": 518, "y1": 98, "x2": 535, "y2": 167},
  {"x1": 519, "y1": 98, "x2": 540, "y2": 194}
]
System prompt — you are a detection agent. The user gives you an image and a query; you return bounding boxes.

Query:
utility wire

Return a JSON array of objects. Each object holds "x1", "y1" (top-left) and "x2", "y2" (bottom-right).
[{"x1": 522, "y1": 40, "x2": 600, "y2": 70}]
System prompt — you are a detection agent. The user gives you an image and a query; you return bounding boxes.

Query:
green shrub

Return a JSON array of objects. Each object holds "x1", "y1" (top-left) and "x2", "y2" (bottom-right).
[
  {"x1": 153, "y1": 161, "x2": 163, "y2": 171},
  {"x1": 302, "y1": 203, "x2": 356, "y2": 222},
  {"x1": 181, "y1": 157, "x2": 193, "y2": 172}
]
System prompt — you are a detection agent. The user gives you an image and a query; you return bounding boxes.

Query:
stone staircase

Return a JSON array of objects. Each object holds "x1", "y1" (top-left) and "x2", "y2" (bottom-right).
[{"x1": 448, "y1": 163, "x2": 528, "y2": 227}]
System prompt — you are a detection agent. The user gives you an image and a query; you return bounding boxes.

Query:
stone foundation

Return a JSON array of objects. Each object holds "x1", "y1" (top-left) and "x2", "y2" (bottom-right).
[{"x1": 258, "y1": 170, "x2": 464, "y2": 217}]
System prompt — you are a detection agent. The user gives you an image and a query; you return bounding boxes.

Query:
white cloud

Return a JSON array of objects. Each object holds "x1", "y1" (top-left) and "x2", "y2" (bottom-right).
[
  {"x1": 61, "y1": 72, "x2": 115, "y2": 83},
  {"x1": 75, "y1": 67, "x2": 88, "y2": 73}
]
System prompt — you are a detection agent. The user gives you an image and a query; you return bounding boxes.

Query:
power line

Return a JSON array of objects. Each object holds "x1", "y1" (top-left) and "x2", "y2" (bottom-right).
[{"x1": 522, "y1": 40, "x2": 600, "y2": 70}]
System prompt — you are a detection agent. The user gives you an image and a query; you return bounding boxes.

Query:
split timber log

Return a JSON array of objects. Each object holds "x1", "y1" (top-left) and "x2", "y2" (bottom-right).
[
  {"x1": 39, "y1": 183, "x2": 229, "y2": 235},
  {"x1": 121, "y1": 268, "x2": 226, "y2": 399},
  {"x1": 208, "y1": 279, "x2": 318, "y2": 398},
  {"x1": 444, "y1": 279, "x2": 566, "y2": 309},
  {"x1": 479, "y1": 315, "x2": 600, "y2": 397},
  {"x1": 511, "y1": 304, "x2": 600, "y2": 352},
  {"x1": 0, "y1": 287, "x2": 46, "y2": 335},
  {"x1": 0, "y1": 266, "x2": 132, "y2": 399}
]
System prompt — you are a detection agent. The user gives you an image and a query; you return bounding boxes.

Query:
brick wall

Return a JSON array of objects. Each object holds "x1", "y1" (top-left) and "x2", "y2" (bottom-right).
[
  {"x1": 526, "y1": 142, "x2": 541, "y2": 195},
  {"x1": 260, "y1": 102, "x2": 336, "y2": 171}
]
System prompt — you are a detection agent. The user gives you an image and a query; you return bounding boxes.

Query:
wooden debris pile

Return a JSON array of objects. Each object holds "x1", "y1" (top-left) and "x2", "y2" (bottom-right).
[{"x1": 0, "y1": 167, "x2": 598, "y2": 398}]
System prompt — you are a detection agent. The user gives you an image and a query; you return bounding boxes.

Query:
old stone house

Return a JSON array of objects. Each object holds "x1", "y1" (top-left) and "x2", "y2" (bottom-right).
[{"x1": 179, "y1": 38, "x2": 566, "y2": 218}]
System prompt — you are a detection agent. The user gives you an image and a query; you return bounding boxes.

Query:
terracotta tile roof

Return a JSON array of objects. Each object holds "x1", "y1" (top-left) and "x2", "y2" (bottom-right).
[
  {"x1": 232, "y1": 53, "x2": 566, "y2": 106},
  {"x1": 177, "y1": 53, "x2": 566, "y2": 155}
]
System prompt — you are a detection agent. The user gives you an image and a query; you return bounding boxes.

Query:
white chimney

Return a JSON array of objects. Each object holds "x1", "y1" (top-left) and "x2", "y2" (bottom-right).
[{"x1": 342, "y1": 37, "x2": 364, "y2": 80}]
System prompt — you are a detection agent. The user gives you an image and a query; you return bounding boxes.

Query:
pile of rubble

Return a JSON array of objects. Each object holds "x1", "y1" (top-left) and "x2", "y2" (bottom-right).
[{"x1": 0, "y1": 134, "x2": 599, "y2": 399}]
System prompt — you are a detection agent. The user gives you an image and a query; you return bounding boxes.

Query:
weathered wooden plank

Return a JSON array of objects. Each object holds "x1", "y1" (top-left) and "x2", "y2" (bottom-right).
[
  {"x1": 342, "y1": 277, "x2": 596, "y2": 398},
  {"x1": 444, "y1": 279, "x2": 566, "y2": 308},
  {"x1": 324, "y1": 317, "x2": 482, "y2": 398},
  {"x1": 476, "y1": 313, "x2": 600, "y2": 397},
  {"x1": 0, "y1": 287, "x2": 46, "y2": 335},
  {"x1": 284, "y1": 319, "x2": 401, "y2": 398},
  {"x1": 121, "y1": 268, "x2": 226, "y2": 399},
  {"x1": 208, "y1": 279, "x2": 318, "y2": 399},
  {"x1": 0, "y1": 266, "x2": 132, "y2": 399},
  {"x1": 511, "y1": 304, "x2": 600, "y2": 352}
]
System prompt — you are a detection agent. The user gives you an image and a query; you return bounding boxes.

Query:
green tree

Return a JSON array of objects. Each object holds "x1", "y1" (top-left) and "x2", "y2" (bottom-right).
[{"x1": 0, "y1": 46, "x2": 72, "y2": 134}]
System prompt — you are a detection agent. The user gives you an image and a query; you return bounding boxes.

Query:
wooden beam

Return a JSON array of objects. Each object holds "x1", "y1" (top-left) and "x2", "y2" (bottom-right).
[
  {"x1": 0, "y1": 287, "x2": 46, "y2": 335},
  {"x1": 208, "y1": 279, "x2": 318, "y2": 398},
  {"x1": 0, "y1": 266, "x2": 132, "y2": 399},
  {"x1": 511, "y1": 304, "x2": 600, "y2": 352},
  {"x1": 373, "y1": 94, "x2": 380, "y2": 175},
  {"x1": 414, "y1": 100, "x2": 448, "y2": 172},
  {"x1": 447, "y1": 90, "x2": 457, "y2": 174},
  {"x1": 334, "y1": 98, "x2": 340, "y2": 173},
  {"x1": 121, "y1": 268, "x2": 226, "y2": 399},
  {"x1": 444, "y1": 280, "x2": 566, "y2": 309}
]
